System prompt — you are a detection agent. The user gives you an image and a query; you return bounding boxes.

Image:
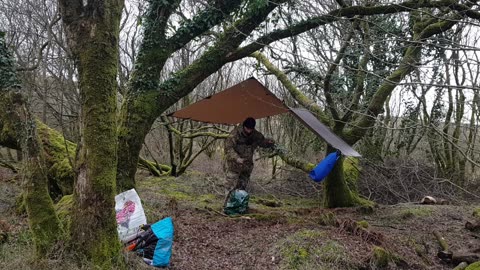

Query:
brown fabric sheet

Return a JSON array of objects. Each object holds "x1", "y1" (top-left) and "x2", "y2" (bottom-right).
[{"x1": 170, "y1": 77, "x2": 289, "y2": 124}]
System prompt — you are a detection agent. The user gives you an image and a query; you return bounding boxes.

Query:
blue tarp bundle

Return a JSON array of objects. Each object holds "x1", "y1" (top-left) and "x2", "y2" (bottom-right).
[
  {"x1": 309, "y1": 151, "x2": 341, "y2": 182},
  {"x1": 132, "y1": 217, "x2": 174, "y2": 267},
  {"x1": 151, "y1": 217, "x2": 174, "y2": 267}
]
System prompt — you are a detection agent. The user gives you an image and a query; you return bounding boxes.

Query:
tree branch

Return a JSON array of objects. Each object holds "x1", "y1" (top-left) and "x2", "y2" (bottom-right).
[
  {"x1": 344, "y1": 11, "x2": 462, "y2": 144},
  {"x1": 250, "y1": 51, "x2": 331, "y2": 125},
  {"x1": 225, "y1": 0, "x2": 468, "y2": 62},
  {"x1": 166, "y1": 123, "x2": 230, "y2": 139},
  {"x1": 323, "y1": 25, "x2": 356, "y2": 122},
  {"x1": 16, "y1": 15, "x2": 61, "y2": 72},
  {"x1": 340, "y1": 20, "x2": 371, "y2": 125},
  {"x1": 166, "y1": 0, "x2": 243, "y2": 52},
  {"x1": 58, "y1": 0, "x2": 83, "y2": 25}
]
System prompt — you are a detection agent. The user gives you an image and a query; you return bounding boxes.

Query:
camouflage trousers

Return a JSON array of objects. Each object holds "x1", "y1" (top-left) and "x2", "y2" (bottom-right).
[{"x1": 223, "y1": 163, "x2": 253, "y2": 206}]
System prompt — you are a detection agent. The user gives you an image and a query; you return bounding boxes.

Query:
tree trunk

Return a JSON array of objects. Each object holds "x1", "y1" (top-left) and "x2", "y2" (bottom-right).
[{"x1": 58, "y1": 0, "x2": 124, "y2": 266}]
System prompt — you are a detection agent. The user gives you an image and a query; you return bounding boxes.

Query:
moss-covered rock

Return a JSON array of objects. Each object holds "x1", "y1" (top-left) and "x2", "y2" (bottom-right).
[
  {"x1": 372, "y1": 246, "x2": 391, "y2": 267},
  {"x1": 357, "y1": 220, "x2": 369, "y2": 229},
  {"x1": 466, "y1": 261, "x2": 480, "y2": 270},
  {"x1": 198, "y1": 194, "x2": 216, "y2": 203},
  {"x1": 473, "y1": 208, "x2": 480, "y2": 219},
  {"x1": 251, "y1": 197, "x2": 282, "y2": 207},
  {"x1": 398, "y1": 207, "x2": 433, "y2": 219},
  {"x1": 317, "y1": 212, "x2": 337, "y2": 226},
  {"x1": 370, "y1": 246, "x2": 404, "y2": 268},
  {"x1": 277, "y1": 229, "x2": 355, "y2": 269}
]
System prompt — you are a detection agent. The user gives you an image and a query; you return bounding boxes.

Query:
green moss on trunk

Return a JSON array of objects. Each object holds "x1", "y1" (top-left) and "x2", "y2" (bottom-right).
[
  {"x1": 24, "y1": 158, "x2": 64, "y2": 256},
  {"x1": 37, "y1": 122, "x2": 76, "y2": 197},
  {"x1": 323, "y1": 156, "x2": 357, "y2": 208},
  {"x1": 323, "y1": 153, "x2": 373, "y2": 208},
  {"x1": 23, "y1": 117, "x2": 65, "y2": 257},
  {"x1": 117, "y1": 94, "x2": 160, "y2": 191},
  {"x1": 54, "y1": 195, "x2": 73, "y2": 234}
]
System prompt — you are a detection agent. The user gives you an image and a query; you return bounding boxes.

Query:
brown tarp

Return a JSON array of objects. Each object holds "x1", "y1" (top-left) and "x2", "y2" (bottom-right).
[
  {"x1": 170, "y1": 77, "x2": 361, "y2": 157},
  {"x1": 289, "y1": 108, "x2": 361, "y2": 157},
  {"x1": 170, "y1": 77, "x2": 289, "y2": 124}
]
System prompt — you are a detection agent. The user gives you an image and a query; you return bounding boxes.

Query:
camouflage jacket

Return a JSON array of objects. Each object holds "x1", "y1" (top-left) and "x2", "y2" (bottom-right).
[{"x1": 224, "y1": 125, "x2": 274, "y2": 171}]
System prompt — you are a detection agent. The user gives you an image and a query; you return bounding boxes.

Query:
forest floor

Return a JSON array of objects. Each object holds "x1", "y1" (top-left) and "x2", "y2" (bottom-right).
[{"x1": 0, "y1": 167, "x2": 479, "y2": 270}]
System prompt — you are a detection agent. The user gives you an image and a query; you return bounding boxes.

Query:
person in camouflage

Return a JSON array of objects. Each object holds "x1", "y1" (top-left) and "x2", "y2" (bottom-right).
[{"x1": 223, "y1": 117, "x2": 274, "y2": 206}]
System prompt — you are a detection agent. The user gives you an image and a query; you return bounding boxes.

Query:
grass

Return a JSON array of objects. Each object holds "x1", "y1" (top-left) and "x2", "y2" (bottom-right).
[
  {"x1": 276, "y1": 229, "x2": 354, "y2": 270},
  {"x1": 397, "y1": 207, "x2": 433, "y2": 219}
]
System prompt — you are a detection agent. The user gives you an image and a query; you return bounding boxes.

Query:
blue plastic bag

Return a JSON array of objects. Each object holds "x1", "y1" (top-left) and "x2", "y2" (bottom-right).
[
  {"x1": 309, "y1": 151, "x2": 341, "y2": 182},
  {"x1": 151, "y1": 217, "x2": 174, "y2": 267}
]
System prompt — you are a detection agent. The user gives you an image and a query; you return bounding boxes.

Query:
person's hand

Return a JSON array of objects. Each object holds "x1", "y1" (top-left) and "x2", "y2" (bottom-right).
[{"x1": 236, "y1": 157, "x2": 245, "y2": 164}]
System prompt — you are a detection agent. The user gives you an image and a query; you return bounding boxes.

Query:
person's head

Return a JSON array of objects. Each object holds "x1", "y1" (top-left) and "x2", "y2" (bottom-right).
[{"x1": 242, "y1": 117, "x2": 256, "y2": 135}]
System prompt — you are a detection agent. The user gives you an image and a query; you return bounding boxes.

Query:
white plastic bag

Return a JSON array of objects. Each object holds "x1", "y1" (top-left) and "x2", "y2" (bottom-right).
[{"x1": 115, "y1": 188, "x2": 147, "y2": 243}]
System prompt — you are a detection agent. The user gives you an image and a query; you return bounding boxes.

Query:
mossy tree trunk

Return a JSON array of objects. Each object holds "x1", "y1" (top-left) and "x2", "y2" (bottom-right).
[
  {"x1": 58, "y1": 0, "x2": 124, "y2": 267},
  {"x1": 0, "y1": 34, "x2": 63, "y2": 257},
  {"x1": 323, "y1": 147, "x2": 357, "y2": 208}
]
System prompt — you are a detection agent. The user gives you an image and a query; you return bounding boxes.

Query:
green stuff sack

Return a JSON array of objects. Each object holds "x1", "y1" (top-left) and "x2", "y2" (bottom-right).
[{"x1": 224, "y1": 189, "x2": 249, "y2": 215}]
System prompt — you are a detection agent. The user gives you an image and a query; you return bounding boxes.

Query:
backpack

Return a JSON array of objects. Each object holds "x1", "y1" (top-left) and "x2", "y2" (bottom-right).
[{"x1": 224, "y1": 189, "x2": 250, "y2": 215}]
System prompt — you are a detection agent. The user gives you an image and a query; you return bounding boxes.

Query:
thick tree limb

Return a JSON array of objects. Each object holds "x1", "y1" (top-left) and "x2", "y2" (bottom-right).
[
  {"x1": 138, "y1": 156, "x2": 171, "y2": 176},
  {"x1": 166, "y1": 124, "x2": 230, "y2": 139},
  {"x1": 277, "y1": 151, "x2": 315, "y2": 173},
  {"x1": 166, "y1": 0, "x2": 244, "y2": 52},
  {"x1": 127, "y1": 0, "x2": 243, "y2": 98},
  {"x1": 434, "y1": 230, "x2": 449, "y2": 251}
]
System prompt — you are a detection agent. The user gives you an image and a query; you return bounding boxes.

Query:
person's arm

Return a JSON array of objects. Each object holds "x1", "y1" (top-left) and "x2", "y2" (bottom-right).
[{"x1": 256, "y1": 131, "x2": 275, "y2": 148}]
